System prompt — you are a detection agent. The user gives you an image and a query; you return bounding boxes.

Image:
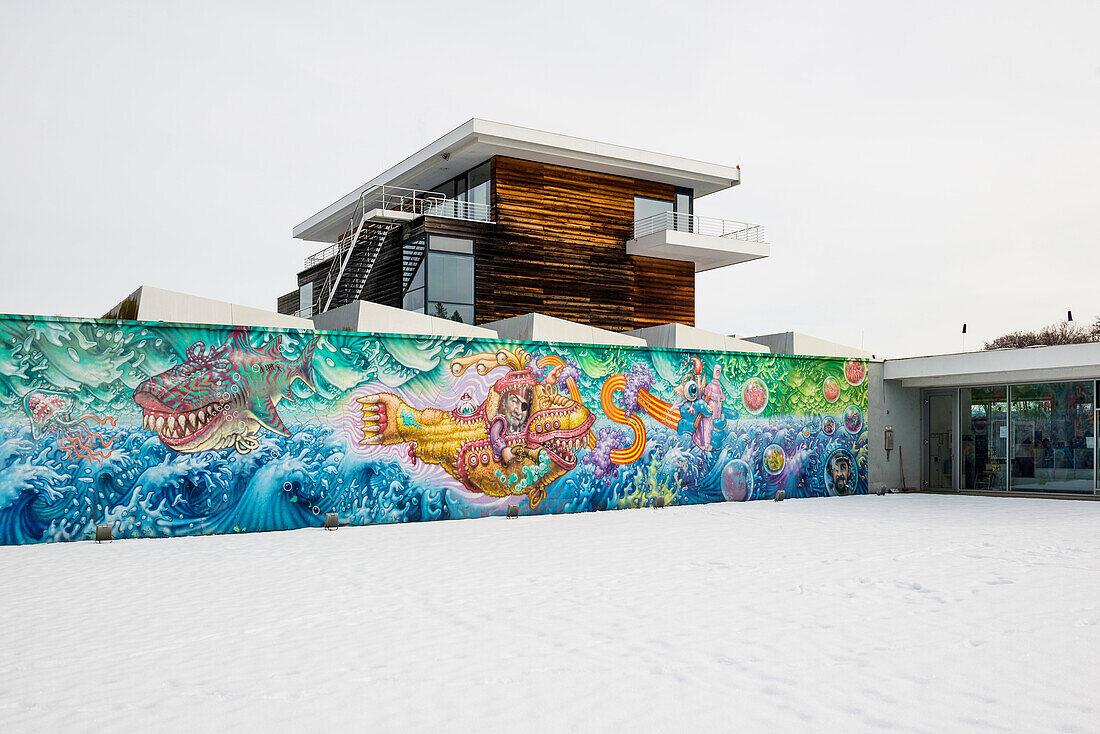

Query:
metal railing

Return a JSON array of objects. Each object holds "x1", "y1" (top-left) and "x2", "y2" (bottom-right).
[
  {"x1": 303, "y1": 185, "x2": 491, "y2": 268},
  {"x1": 633, "y1": 211, "x2": 766, "y2": 242},
  {"x1": 293, "y1": 305, "x2": 314, "y2": 318},
  {"x1": 423, "y1": 197, "x2": 492, "y2": 222}
]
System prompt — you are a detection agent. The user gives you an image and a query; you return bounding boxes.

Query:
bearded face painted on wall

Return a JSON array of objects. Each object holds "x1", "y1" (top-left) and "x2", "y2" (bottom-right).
[{"x1": 501, "y1": 389, "x2": 531, "y2": 432}]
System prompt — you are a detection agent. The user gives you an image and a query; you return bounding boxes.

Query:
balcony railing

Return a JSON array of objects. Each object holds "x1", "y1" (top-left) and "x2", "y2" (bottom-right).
[
  {"x1": 423, "y1": 198, "x2": 492, "y2": 222},
  {"x1": 303, "y1": 185, "x2": 491, "y2": 268},
  {"x1": 633, "y1": 211, "x2": 766, "y2": 242},
  {"x1": 293, "y1": 305, "x2": 314, "y2": 319}
]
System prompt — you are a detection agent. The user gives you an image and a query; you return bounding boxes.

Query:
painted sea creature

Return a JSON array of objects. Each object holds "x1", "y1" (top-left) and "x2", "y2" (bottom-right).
[
  {"x1": 22, "y1": 389, "x2": 118, "y2": 463},
  {"x1": 133, "y1": 328, "x2": 318, "y2": 454},
  {"x1": 357, "y1": 348, "x2": 595, "y2": 508}
]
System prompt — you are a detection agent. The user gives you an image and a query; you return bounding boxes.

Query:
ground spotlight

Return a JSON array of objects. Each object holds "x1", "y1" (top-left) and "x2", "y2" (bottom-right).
[
  {"x1": 95, "y1": 524, "x2": 112, "y2": 542},
  {"x1": 324, "y1": 512, "x2": 339, "y2": 530},
  {"x1": 506, "y1": 505, "x2": 519, "y2": 519},
  {"x1": 774, "y1": 490, "x2": 785, "y2": 502}
]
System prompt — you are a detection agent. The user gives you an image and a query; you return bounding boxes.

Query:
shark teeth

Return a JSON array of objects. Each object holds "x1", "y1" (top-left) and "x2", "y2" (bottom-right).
[{"x1": 143, "y1": 404, "x2": 223, "y2": 441}]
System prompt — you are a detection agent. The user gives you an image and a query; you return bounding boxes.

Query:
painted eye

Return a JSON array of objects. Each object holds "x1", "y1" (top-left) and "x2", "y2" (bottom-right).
[{"x1": 686, "y1": 382, "x2": 700, "y2": 400}]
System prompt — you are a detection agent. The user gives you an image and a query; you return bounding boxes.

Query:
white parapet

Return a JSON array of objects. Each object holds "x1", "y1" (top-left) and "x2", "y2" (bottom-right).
[
  {"x1": 312, "y1": 300, "x2": 497, "y2": 338},
  {"x1": 743, "y1": 331, "x2": 872, "y2": 359},
  {"x1": 103, "y1": 286, "x2": 315, "y2": 329},
  {"x1": 481, "y1": 313, "x2": 646, "y2": 348},
  {"x1": 625, "y1": 323, "x2": 770, "y2": 353}
]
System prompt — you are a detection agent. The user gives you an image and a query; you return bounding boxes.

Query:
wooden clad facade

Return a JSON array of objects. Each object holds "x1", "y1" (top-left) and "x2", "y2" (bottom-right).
[
  {"x1": 281, "y1": 155, "x2": 696, "y2": 331},
  {"x1": 481, "y1": 156, "x2": 693, "y2": 330}
]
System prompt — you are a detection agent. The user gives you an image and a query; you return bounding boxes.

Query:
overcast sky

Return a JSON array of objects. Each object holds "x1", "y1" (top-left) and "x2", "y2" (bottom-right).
[{"x1": 2, "y1": 0, "x2": 1097, "y2": 358}]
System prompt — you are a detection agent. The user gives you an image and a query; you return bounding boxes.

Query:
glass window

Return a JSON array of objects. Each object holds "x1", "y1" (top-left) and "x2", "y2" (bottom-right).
[
  {"x1": 429, "y1": 235, "x2": 474, "y2": 254},
  {"x1": 433, "y1": 180, "x2": 455, "y2": 200},
  {"x1": 408, "y1": 258, "x2": 425, "y2": 290},
  {"x1": 960, "y1": 386, "x2": 1007, "y2": 491},
  {"x1": 403, "y1": 287, "x2": 424, "y2": 313},
  {"x1": 428, "y1": 302, "x2": 473, "y2": 324},
  {"x1": 634, "y1": 196, "x2": 672, "y2": 223},
  {"x1": 467, "y1": 161, "x2": 490, "y2": 208},
  {"x1": 674, "y1": 188, "x2": 693, "y2": 232},
  {"x1": 298, "y1": 282, "x2": 313, "y2": 314},
  {"x1": 1009, "y1": 381, "x2": 1094, "y2": 493},
  {"x1": 427, "y1": 251, "x2": 474, "y2": 304}
]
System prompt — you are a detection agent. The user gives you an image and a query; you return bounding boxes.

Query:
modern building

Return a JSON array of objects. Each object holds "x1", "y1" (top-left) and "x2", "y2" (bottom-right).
[
  {"x1": 868, "y1": 344, "x2": 1098, "y2": 498},
  {"x1": 96, "y1": 120, "x2": 1098, "y2": 502},
  {"x1": 280, "y1": 119, "x2": 769, "y2": 331}
]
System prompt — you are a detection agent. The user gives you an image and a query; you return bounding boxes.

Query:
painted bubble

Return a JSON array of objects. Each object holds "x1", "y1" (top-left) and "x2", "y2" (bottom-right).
[
  {"x1": 843, "y1": 405, "x2": 863, "y2": 434},
  {"x1": 844, "y1": 359, "x2": 867, "y2": 387},
  {"x1": 720, "y1": 459, "x2": 754, "y2": 501},
  {"x1": 823, "y1": 376, "x2": 840, "y2": 403},
  {"x1": 824, "y1": 448, "x2": 858, "y2": 496},
  {"x1": 742, "y1": 378, "x2": 769, "y2": 415},
  {"x1": 801, "y1": 426, "x2": 811, "y2": 439},
  {"x1": 762, "y1": 444, "x2": 785, "y2": 475},
  {"x1": 822, "y1": 417, "x2": 836, "y2": 436}
]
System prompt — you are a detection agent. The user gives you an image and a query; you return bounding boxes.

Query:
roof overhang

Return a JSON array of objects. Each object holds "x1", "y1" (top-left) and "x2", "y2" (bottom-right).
[
  {"x1": 293, "y1": 119, "x2": 741, "y2": 243},
  {"x1": 883, "y1": 342, "x2": 1100, "y2": 388}
]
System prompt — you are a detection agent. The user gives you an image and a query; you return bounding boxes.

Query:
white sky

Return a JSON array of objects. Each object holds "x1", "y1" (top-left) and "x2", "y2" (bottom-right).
[{"x1": 1, "y1": 0, "x2": 1097, "y2": 358}]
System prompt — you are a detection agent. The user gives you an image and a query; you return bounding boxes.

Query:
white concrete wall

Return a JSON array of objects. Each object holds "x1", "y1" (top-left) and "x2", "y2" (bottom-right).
[
  {"x1": 482, "y1": 313, "x2": 646, "y2": 347},
  {"x1": 108, "y1": 286, "x2": 314, "y2": 329},
  {"x1": 744, "y1": 331, "x2": 873, "y2": 359},
  {"x1": 312, "y1": 301, "x2": 496, "y2": 338},
  {"x1": 626, "y1": 323, "x2": 770, "y2": 353},
  {"x1": 867, "y1": 361, "x2": 923, "y2": 491}
]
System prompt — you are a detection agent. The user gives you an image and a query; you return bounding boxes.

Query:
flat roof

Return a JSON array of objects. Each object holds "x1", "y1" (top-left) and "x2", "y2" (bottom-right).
[
  {"x1": 293, "y1": 119, "x2": 742, "y2": 243},
  {"x1": 884, "y1": 342, "x2": 1100, "y2": 388}
]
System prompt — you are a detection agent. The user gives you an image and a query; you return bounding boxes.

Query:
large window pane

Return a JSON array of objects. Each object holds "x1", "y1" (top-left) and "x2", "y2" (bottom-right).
[
  {"x1": 428, "y1": 302, "x2": 473, "y2": 324},
  {"x1": 1010, "y1": 381, "x2": 1094, "y2": 493},
  {"x1": 427, "y1": 251, "x2": 474, "y2": 304},
  {"x1": 403, "y1": 287, "x2": 424, "y2": 313},
  {"x1": 467, "y1": 161, "x2": 490, "y2": 208},
  {"x1": 429, "y1": 235, "x2": 473, "y2": 254},
  {"x1": 960, "y1": 386, "x2": 1007, "y2": 490},
  {"x1": 634, "y1": 196, "x2": 672, "y2": 222}
]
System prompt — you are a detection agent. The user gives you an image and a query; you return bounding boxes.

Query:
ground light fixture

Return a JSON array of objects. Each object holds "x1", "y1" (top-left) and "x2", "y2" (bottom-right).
[
  {"x1": 506, "y1": 505, "x2": 519, "y2": 519},
  {"x1": 95, "y1": 524, "x2": 112, "y2": 542},
  {"x1": 774, "y1": 490, "x2": 786, "y2": 502},
  {"x1": 653, "y1": 496, "x2": 666, "y2": 508},
  {"x1": 323, "y1": 513, "x2": 339, "y2": 530}
]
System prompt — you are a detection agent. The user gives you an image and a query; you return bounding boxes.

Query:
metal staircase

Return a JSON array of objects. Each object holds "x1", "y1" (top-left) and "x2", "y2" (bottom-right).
[
  {"x1": 318, "y1": 218, "x2": 396, "y2": 312},
  {"x1": 401, "y1": 235, "x2": 427, "y2": 293}
]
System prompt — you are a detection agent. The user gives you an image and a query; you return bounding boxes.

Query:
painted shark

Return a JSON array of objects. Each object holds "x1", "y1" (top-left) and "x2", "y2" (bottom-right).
[{"x1": 133, "y1": 328, "x2": 318, "y2": 454}]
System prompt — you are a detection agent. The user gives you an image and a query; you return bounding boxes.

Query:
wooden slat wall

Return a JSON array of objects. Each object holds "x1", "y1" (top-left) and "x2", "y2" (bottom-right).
[
  {"x1": 631, "y1": 256, "x2": 695, "y2": 328},
  {"x1": 483, "y1": 156, "x2": 694, "y2": 330}
]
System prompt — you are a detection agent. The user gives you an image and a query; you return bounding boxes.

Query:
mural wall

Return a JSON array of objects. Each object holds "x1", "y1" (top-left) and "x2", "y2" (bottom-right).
[{"x1": 0, "y1": 315, "x2": 869, "y2": 545}]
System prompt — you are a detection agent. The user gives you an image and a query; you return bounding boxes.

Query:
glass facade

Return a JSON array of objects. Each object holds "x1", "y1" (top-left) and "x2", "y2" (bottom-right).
[
  {"x1": 925, "y1": 380, "x2": 1097, "y2": 494},
  {"x1": 403, "y1": 234, "x2": 475, "y2": 324},
  {"x1": 1009, "y1": 381, "x2": 1093, "y2": 493},
  {"x1": 960, "y1": 386, "x2": 1007, "y2": 490}
]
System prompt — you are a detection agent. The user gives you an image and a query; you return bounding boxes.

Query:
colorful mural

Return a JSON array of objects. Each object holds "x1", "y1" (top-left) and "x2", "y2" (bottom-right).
[{"x1": 0, "y1": 315, "x2": 869, "y2": 545}]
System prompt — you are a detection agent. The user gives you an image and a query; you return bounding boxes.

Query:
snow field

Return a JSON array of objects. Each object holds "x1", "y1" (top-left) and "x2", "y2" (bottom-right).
[{"x1": 0, "y1": 493, "x2": 1097, "y2": 732}]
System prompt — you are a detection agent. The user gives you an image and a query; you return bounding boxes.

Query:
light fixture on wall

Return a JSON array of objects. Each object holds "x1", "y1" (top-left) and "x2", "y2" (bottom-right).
[{"x1": 1067, "y1": 310, "x2": 1073, "y2": 322}]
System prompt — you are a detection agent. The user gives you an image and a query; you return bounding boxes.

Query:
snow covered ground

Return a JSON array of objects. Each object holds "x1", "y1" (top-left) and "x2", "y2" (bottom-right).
[{"x1": 1, "y1": 494, "x2": 1097, "y2": 733}]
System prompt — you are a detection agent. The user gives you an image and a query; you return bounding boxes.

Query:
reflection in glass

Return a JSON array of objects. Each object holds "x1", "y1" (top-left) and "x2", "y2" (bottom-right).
[
  {"x1": 427, "y1": 252, "x2": 474, "y2": 304},
  {"x1": 634, "y1": 196, "x2": 672, "y2": 223},
  {"x1": 1010, "y1": 381, "x2": 1094, "y2": 493},
  {"x1": 467, "y1": 162, "x2": 490, "y2": 208},
  {"x1": 960, "y1": 386, "x2": 1007, "y2": 490},
  {"x1": 927, "y1": 393, "x2": 954, "y2": 488},
  {"x1": 429, "y1": 302, "x2": 473, "y2": 324}
]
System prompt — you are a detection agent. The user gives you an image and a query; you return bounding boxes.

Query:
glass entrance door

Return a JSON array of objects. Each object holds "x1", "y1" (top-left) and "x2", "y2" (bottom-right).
[{"x1": 925, "y1": 392, "x2": 956, "y2": 490}]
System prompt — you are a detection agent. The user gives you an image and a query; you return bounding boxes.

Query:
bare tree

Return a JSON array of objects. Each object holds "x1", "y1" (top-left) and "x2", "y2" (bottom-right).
[{"x1": 984, "y1": 319, "x2": 1099, "y2": 350}]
